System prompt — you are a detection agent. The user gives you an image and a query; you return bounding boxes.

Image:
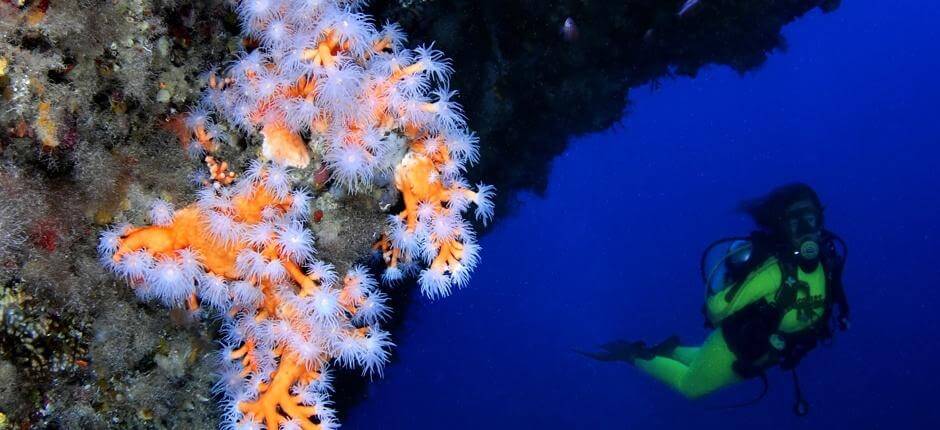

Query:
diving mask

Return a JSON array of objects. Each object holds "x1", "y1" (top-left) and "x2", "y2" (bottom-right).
[
  {"x1": 785, "y1": 203, "x2": 822, "y2": 262},
  {"x1": 786, "y1": 206, "x2": 820, "y2": 238}
]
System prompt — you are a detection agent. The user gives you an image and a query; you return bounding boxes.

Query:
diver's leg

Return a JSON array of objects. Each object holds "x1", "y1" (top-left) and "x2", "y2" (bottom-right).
[
  {"x1": 629, "y1": 342, "x2": 699, "y2": 385},
  {"x1": 633, "y1": 355, "x2": 692, "y2": 391},
  {"x1": 634, "y1": 330, "x2": 740, "y2": 399},
  {"x1": 670, "y1": 346, "x2": 700, "y2": 366},
  {"x1": 674, "y1": 330, "x2": 741, "y2": 398}
]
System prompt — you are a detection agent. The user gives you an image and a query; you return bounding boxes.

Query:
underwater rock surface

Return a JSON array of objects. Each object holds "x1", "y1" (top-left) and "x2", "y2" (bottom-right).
[
  {"x1": 368, "y1": 0, "x2": 842, "y2": 213},
  {"x1": 0, "y1": 0, "x2": 837, "y2": 428}
]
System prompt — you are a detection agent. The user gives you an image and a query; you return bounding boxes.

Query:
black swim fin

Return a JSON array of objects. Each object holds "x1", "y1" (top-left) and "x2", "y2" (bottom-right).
[
  {"x1": 648, "y1": 335, "x2": 681, "y2": 357},
  {"x1": 576, "y1": 336, "x2": 682, "y2": 364},
  {"x1": 575, "y1": 340, "x2": 648, "y2": 364}
]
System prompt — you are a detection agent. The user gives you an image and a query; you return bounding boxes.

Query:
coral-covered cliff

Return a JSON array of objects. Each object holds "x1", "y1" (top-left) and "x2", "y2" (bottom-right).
[{"x1": 0, "y1": 0, "x2": 839, "y2": 428}]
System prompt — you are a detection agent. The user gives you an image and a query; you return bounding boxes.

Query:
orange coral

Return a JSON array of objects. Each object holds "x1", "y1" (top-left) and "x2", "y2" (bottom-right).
[
  {"x1": 34, "y1": 100, "x2": 58, "y2": 148},
  {"x1": 238, "y1": 352, "x2": 321, "y2": 430},
  {"x1": 378, "y1": 135, "x2": 494, "y2": 297},
  {"x1": 112, "y1": 181, "x2": 288, "y2": 274},
  {"x1": 261, "y1": 122, "x2": 310, "y2": 168},
  {"x1": 205, "y1": 156, "x2": 236, "y2": 186},
  {"x1": 162, "y1": 113, "x2": 218, "y2": 155},
  {"x1": 101, "y1": 162, "x2": 391, "y2": 429},
  {"x1": 26, "y1": 0, "x2": 49, "y2": 26}
]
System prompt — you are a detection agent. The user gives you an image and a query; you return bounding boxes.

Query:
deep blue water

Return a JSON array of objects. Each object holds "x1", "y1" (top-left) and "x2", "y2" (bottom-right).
[{"x1": 349, "y1": 1, "x2": 940, "y2": 428}]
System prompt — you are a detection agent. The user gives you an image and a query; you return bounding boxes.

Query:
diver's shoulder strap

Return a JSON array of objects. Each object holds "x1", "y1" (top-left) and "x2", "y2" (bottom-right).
[{"x1": 773, "y1": 258, "x2": 809, "y2": 310}]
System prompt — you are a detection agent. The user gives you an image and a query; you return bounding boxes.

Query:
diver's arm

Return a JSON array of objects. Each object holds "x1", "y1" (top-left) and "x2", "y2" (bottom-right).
[
  {"x1": 705, "y1": 285, "x2": 747, "y2": 327},
  {"x1": 705, "y1": 289, "x2": 736, "y2": 324},
  {"x1": 705, "y1": 260, "x2": 781, "y2": 325}
]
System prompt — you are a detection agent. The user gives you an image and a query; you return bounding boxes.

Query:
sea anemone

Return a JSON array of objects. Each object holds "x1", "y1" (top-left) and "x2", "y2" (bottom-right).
[
  {"x1": 309, "y1": 286, "x2": 342, "y2": 325},
  {"x1": 353, "y1": 291, "x2": 389, "y2": 325},
  {"x1": 207, "y1": 211, "x2": 244, "y2": 246},
  {"x1": 418, "y1": 266, "x2": 451, "y2": 300},
  {"x1": 263, "y1": 163, "x2": 292, "y2": 199},
  {"x1": 425, "y1": 87, "x2": 465, "y2": 130},
  {"x1": 473, "y1": 183, "x2": 496, "y2": 226},
  {"x1": 414, "y1": 44, "x2": 453, "y2": 83},
  {"x1": 276, "y1": 221, "x2": 316, "y2": 263},
  {"x1": 358, "y1": 327, "x2": 392, "y2": 377},
  {"x1": 116, "y1": 250, "x2": 154, "y2": 281},
  {"x1": 325, "y1": 140, "x2": 373, "y2": 189},
  {"x1": 236, "y1": 249, "x2": 267, "y2": 279},
  {"x1": 198, "y1": 273, "x2": 232, "y2": 310},
  {"x1": 148, "y1": 256, "x2": 194, "y2": 307},
  {"x1": 232, "y1": 280, "x2": 264, "y2": 309},
  {"x1": 149, "y1": 199, "x2": 175, "y2": 226},
  {"x1": 236, "y1": 0, "x2": 280, "y2": 30}
]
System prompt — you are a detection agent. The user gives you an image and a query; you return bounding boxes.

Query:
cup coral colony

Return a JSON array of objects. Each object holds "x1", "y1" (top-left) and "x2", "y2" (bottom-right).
[{"x1": 98, "y1": 0, "x2": 493, "y2": 428}]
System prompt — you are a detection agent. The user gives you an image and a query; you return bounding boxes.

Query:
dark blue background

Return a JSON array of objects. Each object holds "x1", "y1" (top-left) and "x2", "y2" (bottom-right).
[{"x1": 349, "y1": 1, "x2": 940, "y2": 428}]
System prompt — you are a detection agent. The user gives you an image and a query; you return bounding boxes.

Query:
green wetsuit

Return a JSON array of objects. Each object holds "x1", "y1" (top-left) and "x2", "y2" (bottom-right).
[{"x1": 635, "y1": 257, "x2": 827, "y2": 399}]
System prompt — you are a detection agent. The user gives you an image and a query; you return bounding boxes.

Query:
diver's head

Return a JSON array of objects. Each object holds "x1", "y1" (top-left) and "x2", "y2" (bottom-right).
[
  {"x1": 783, "y1": 200, "x2": 822, "y2": 260},
  {"x1": 739, "y1": 183, "x2": 825, "y2": 261}
]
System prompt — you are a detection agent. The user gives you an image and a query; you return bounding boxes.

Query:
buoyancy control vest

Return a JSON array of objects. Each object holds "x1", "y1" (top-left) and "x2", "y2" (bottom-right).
[{"x1": 700, "y1": 230, "x2": 849, "y2": 377}]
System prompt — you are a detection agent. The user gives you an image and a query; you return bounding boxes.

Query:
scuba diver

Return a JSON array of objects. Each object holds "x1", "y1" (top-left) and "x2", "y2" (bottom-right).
[{"x1": 580, "y1": 183, "x2": 849, "y2": 415}]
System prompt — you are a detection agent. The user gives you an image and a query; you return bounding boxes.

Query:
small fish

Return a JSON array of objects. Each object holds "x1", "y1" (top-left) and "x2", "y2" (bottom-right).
[
  {"x1": 561, "y1": 17, "x2": 579, "y2": 42},
  {"x1": 678, "y1": 0, "x2": 702, "y2": 17}
]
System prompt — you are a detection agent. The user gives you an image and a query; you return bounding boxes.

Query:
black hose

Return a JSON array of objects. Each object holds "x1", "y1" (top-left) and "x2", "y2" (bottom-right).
[
  {"x1": 791, "y1": 369, "x2": 810, "y2": 416},
  {"x1": 824, "y1": 229, "x2": 848, "y2": 262}
]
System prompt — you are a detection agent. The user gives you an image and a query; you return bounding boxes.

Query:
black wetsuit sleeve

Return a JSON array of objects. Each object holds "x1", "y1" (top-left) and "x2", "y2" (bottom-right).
[{"x1": 830, "y1": 255, "x2": 850, "y2": 321}]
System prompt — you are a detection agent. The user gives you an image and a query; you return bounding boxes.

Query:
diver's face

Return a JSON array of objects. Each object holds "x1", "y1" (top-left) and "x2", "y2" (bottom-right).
[{"x1": 783, "y1": 200, "x2": 821, "y2": 248}]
